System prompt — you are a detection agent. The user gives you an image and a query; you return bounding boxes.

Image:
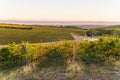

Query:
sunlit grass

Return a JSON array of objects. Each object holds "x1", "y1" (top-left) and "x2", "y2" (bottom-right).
[{"x1": 0, "y1": 24, "x2": 86, "y2": 44}]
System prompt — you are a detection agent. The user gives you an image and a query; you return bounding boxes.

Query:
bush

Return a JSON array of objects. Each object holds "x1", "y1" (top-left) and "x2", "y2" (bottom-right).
[
  {"x1": 0, "y1": 37, "x2": 120, "y2": 69},
  {"x1": 0, "y1": 48, "x2": 10, "y2": 61}
]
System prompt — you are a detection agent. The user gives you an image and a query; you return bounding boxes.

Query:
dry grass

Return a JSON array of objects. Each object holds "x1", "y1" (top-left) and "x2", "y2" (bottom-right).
[{"x1": 0, "y1": 61, "x2": 120, "y2": 80}]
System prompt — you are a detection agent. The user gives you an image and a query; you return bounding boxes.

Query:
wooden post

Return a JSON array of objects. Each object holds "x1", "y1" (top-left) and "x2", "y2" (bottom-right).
[
  {"x1": 22, "y1": 45, "x2": 28, "y2": 54},
  {"x1": 22, "y1": 44, "x2": 28, "y2": 64},
  {"x1": 73, "y1": 41, "x2": 76, "y2": 63},
  {"x1": 71, "y1": 33, "x2": 79, "y2": 77},
  {"x1": 71, "y1": 33, "x2": 77, "y2": 64}
]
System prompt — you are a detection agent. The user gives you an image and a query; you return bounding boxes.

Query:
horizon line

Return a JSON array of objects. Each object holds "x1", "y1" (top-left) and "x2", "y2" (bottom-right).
[{"x1": 0, "y1": 20, "x2": 120, "y2": 23}]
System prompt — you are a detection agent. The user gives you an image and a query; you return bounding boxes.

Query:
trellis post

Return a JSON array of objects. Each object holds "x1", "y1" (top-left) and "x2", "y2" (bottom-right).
[{"x1": 71, "y1": 33, "x2": 77, "y2": 63}]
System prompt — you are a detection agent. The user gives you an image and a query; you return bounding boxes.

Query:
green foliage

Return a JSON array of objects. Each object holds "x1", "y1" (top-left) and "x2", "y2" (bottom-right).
[
  {"x1": 0, "y1": 37, "x2": 120, "y2": 70},
  {"x1": 0, "y1": 47, "x2": 10, "y2": 61},
  {"x1": 86, "y1": 28, "x2": 115, "y2": 36},
  {"x1": 87, "y1": 29, "x2": 99, "y2": 36}
]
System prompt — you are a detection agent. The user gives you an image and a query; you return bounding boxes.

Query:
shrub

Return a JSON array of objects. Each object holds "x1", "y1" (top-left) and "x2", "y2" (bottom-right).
[
  {"x1": 0, "y1": 47, "x2": 10, "y2": 61},
  {"x1": 0, "y1": 36, "x2": 120, "y2": 69}
]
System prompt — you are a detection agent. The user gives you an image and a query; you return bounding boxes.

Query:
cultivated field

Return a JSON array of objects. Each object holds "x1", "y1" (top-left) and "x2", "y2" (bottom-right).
[
  {"x1": 0, "y1": 24, "x2": 120, "y2": 80},
  {"x1": 0, "y1": 24, "x2": 86, "y2": 44}
]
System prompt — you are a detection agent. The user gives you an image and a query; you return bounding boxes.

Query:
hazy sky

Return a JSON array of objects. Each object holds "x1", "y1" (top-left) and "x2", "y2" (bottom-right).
[{"x1": 0, "y1": 0, "x2": 120, "y2": 21}]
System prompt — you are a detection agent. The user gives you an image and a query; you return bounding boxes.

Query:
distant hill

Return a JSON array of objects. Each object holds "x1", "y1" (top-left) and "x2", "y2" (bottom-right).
[{"x1": 0, "y1": 20, "x2": 120, "y2": 26}]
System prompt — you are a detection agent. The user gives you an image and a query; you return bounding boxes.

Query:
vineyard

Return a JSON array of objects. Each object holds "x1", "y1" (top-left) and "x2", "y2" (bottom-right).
[
  {"x1": 0, "y1": 36, "x2": 120, "y2": 80},
  {"x1": 0, "y1": 24, "x2": 86, "y2": 44},
  {"x1": 0, "y1": 24, "x2": 120, "y2": 79},
  {"x1": 0, "y1": 24, "x2": 32, "y2": 30}
]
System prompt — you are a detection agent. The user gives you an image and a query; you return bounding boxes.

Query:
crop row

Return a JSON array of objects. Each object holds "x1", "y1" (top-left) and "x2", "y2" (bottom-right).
[{"x1": 0, "y1": 37, "x2": 120, "y2": 69}]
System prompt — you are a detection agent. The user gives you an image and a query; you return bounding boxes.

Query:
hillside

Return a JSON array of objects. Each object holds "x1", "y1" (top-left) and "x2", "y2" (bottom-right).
[{"x1": 0, "y1": 24, "x2": 86, "y2": 45}]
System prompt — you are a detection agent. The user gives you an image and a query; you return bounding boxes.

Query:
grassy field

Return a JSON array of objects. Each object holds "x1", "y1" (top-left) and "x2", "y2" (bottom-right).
[{"x1": 0, "y1": 24, "x2": 86, "y2": 44}]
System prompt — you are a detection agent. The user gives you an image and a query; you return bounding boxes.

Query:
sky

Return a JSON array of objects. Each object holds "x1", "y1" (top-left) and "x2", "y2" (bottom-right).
[{"x1": 0, "y1": 0, "x2": 120, "y2": 21}]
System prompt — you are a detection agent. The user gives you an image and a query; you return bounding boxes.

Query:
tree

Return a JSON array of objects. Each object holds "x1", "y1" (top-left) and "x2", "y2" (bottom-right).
[{"x1": 86, "y1": 29, "x2": 98, "y2": 36}]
